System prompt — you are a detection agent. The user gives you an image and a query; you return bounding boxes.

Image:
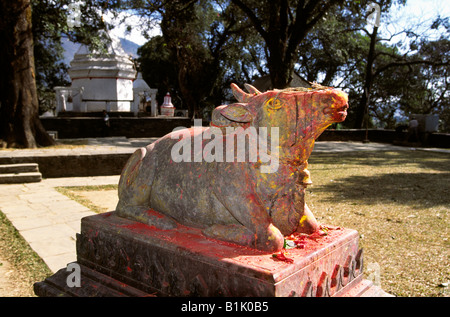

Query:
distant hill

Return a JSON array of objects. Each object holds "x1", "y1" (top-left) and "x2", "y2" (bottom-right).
[
  {"x1": 61, "y1": 37, "x2": 141, "y2": 65},
  {"x1": 120, "y1": 38, "x2": 141, "y2": 58}
]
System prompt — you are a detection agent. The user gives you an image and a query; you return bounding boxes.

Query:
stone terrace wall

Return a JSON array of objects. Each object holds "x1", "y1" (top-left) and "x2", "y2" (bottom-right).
[
  {"x1": 40, "y1": 117, "x2": 449, "y2": 148},
  {"x1": 318, "y1": 129, "x2": 449, "y2": 148},
  {"x1": 41, "y1": 117, "x2": 193, "y2": 139}
]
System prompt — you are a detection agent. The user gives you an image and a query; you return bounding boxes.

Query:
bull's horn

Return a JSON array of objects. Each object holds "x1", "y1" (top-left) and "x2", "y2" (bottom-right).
[
  {"x1": 244, "y1": 83, "x2": 261, "y2": 95},
  {"x1": 231, "y1": 83, "x2": 252, "y2": 103}
]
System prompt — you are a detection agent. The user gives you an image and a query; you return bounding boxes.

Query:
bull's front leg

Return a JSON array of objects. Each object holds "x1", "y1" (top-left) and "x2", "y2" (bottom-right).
[
  {"x1": 295, "y1": 186, "x2": 320, "y2": 234},
  {"x1": 295, "y1": 166, "x2": 320, "y2": 234},
  {"x1": 203, "y1": 171, "x2": 284, "y2": 252},
  {"x1": 270, "y1": 183, "x2": 319, "y2": 236}
]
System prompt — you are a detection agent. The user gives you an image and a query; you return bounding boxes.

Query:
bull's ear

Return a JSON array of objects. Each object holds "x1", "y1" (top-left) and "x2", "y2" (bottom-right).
[
  {"x1": 211, "y1": 105, "x2": 233, "y2": 127},
  {"x1": 231, "y1": 83, "x2": 252, "y2": 103},
  {"x1": 220, "y1": 103, "x2": 253, "y2": 123}
]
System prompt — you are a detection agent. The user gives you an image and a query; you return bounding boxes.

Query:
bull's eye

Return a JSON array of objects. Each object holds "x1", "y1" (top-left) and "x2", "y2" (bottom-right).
[{"x1": 266, "y1": 98, "x2": 282, "y2": 110}]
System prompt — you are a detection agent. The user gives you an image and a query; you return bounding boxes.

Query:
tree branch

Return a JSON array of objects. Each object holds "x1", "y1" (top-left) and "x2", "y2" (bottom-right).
[
  {"x1": 287, "y1": 0, "x2": 343, "y2": 58},
  {"x1": 305, "y1": 0, "x2": 342, "y2": 30},
  {"x1": 230, "y1": 0, "x2": 269, "y2": 41},
  {"x1": 374, "y1": 60, "x2": 449, "y2": 78}
]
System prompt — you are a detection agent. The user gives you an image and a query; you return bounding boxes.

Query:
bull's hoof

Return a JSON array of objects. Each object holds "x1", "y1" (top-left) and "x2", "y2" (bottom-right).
[
  {"x1": 296, "y1": 214, "x2": 319, "y2": 234},
  {"x1": 255, "y1": 224, "x2": 284, "y2": 252}
]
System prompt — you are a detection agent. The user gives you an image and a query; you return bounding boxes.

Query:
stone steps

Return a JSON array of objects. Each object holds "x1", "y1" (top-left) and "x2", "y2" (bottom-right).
[{"x1": 0, "y1": 163, "x2": 42, "y2": 184}]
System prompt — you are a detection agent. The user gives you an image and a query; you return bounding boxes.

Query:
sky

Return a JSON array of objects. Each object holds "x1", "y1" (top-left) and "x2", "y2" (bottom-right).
[
  {"x1": 392, "y1": 0, "x2": 449, "y2": 24},
  {"x1": 383, "y1": 0, "x2": 449, "y2": 43},
  {"x1": 106, "y1": 1, "x2": 449, "y2": 47},
  {"x1": 105, "y1": 11, "x2": 160, "y2": 46}
]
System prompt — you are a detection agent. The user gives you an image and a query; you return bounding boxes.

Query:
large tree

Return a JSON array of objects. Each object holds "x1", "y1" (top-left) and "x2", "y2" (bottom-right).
[
  {"x1": 396, "y1": 38, "x2": 450, "y2": 132},
  {"x1": 0, "y1": 0, "x2": 55, "y2": 148},
  {"x1": 159, "y1": 0, "x2": 223, "y2": 118},
  {"x1": 136, "y1": 0, "x2": 262, "y2": 117},
  {"x1": 115, "y1": 0, "x2": 450, "y2": 130},
  {"x1": 0, "y1": 0, "x2": 108, "y2": 148},
  {"x1": 230, "y1": 0, "x2": 344, "y2": 88},
  {"x1": 350, "y1": 0, "x2": 449, "y2": 129},
  {"x1": 295, "y1": 1, "x2": 366, "y2": 86},
  {"x1": 296, "y1": 0, "x2": 448, "y2": 131},
  {"x1": 32, "y1": 0, "x2": 71, "y2": 115}
]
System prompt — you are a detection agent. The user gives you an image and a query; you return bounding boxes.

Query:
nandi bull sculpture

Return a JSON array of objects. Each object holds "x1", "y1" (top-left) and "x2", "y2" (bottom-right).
[{"x1": 115, "y1": 83, "x2": 348, "y2": 252}]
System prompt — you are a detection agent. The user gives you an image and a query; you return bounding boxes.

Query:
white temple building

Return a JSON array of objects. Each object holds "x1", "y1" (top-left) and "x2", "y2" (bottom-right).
[{"x1": 54, "y1": 35, "x2": 157, "y2": 116}]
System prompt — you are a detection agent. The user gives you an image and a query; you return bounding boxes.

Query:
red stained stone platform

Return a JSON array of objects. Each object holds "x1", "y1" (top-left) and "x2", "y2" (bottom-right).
[{"x1": 34, "y1": 212, "x2": 391, "y2": 297}]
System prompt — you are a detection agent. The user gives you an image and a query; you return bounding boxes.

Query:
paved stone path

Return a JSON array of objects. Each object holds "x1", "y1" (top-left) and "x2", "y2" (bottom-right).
[
  {"x1": 0, "y1": 138, "x2": 448, "y2": 274},
  {"x1": 0, "y1": 176, "x2": 119, "y2": 272}
]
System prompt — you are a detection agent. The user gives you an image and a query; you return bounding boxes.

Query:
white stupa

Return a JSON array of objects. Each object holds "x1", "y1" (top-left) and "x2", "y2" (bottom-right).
[
  {"x1": 54, "y1": 32, "x2": 157, "y2": 115},
  {"x1": 68, "y1": 33, "x2": 136, "y2": 112}
]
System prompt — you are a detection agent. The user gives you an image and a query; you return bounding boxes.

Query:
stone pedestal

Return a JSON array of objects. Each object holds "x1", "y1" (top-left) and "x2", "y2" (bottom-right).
[{"x1": 34, "y1": 212, "x2": 390, "y2": 297}]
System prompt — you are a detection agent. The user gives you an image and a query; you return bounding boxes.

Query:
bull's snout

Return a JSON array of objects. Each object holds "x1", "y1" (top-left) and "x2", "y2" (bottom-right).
[
  {"x1": 323, "y1": 102, "x2": 348, "y2": 122},
  {"x1": 339, "y1": 103, "x2": 349, "y2": 114}
]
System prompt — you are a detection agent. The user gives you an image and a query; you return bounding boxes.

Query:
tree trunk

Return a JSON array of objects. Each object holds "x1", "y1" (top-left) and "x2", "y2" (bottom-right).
[
  {"x1": 267, "y1": 49, "x2": 294, "y2": 89},
  {"x1": 176, "y1": 53, "x2": 200, "y2": 119},
  {"x1": 0, "y1": 0, "x2": 55, "y2": 148},
  {"x1": 354, "y1": 25, "x2": 378, "y2": 130}
]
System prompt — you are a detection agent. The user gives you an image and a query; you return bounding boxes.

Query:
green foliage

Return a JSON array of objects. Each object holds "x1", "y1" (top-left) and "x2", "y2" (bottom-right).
[
  {"x1": 30, "y1": 0, "x2": 449, "y2": 130},
  {"x1": 397, "y1": 38, "x2": 450, "y2": 131},
  {"x1": 31, "y1": 0, "x2": 109, "y2": 114},
  {"x1": 138, "y1": 35, "x2": 177, "y2": 105},
  {"x1": 296, "y1": 3, "x2": 367, "y2": 85},
  {"x1": 32, "y1": 0, "x2": 70, "y2": 113},
  {"x1": 136, "y1": 0, "x2": 266, "y2": 117},
  {"x1": 293, "y1": 0, "x2": 449, "y2": 131}
]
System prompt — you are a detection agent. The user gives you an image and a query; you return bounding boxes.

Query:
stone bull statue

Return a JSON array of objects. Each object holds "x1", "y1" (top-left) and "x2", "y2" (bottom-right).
[{"x1": 115, "y1": 83, "x2": 348, "y2": 252}]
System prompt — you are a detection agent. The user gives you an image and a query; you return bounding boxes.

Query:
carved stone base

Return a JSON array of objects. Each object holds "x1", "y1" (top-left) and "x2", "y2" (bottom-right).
[{"x1": 34, "y1": 212, "x2": 391, "y2": 297}]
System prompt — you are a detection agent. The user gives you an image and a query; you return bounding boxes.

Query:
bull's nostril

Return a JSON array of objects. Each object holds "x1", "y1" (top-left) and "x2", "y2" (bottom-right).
[{"x1": 337, "y1": 104, "x2": 348, "y2": 112}]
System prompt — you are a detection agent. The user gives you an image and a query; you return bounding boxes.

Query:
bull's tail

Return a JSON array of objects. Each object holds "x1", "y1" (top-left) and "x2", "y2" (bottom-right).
[
  {"x1": 116, "y1": 146, "x2": 156, "y2": 213},
  {"x1": 118, "y1": 147, "x2": 147, "y2": 198}
]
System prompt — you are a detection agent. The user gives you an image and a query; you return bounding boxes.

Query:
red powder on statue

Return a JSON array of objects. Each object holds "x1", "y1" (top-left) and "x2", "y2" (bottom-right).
[
  {"x1": 143, "y1": 208, "x2": 164, "y2": 219},
  {"x1": 272, "y1": 250, "x2": 294, "y2": 263}
]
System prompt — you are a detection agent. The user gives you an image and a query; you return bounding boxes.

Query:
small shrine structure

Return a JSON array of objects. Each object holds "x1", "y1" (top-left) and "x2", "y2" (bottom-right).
[{"x1": 132, "y1": 72, "x2": 158, "y2": 116}]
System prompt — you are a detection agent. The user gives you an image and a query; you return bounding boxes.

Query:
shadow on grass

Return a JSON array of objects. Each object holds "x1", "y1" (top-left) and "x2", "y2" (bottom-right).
[
  {"x1": 309, "y1": 151, "x2": 450, "y2": 173},
  {"x1": 313, "y1": 172, "x2": 450, "y2": 208},
  {"x1": 309, "y1": 151, "x2": 450, "y2": 208}
]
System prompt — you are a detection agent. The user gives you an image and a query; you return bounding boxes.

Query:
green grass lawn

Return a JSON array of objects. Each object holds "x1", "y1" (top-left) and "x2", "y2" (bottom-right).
[
  {"x1": 307, "y1": 150, "x2": 449, "y2": 297},
  {"x1": 0, "y1": 211, "x2": 52, "y2": 296}
]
